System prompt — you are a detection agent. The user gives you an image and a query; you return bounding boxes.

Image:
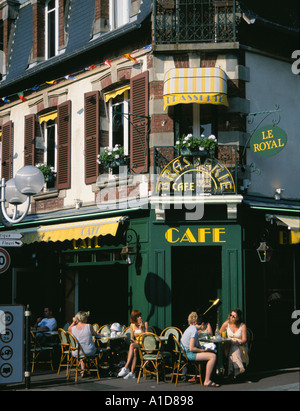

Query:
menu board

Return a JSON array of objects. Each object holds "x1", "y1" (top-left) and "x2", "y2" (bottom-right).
[{"x1": 0, "y1": 305, "x2": 24, "y2": 385}]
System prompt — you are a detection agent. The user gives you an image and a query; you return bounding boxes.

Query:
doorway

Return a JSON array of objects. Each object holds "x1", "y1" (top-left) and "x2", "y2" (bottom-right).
[
  {"x1": 171, "y1": 246, "x2": 222, "y2": 330},
  {"x1": 77, "y1": 264, "x2": 129, "y2": 326}
]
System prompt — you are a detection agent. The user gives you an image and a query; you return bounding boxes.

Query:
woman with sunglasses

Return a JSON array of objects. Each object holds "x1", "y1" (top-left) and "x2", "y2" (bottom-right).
[{"x1": 219, "y1": 309, "x2": 248, "y2": 378}]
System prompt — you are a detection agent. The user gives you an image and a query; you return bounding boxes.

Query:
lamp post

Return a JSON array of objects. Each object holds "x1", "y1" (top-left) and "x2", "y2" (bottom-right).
[
  {"x1": 256, "y1": 241, "x2": 272, "y2": 263},
  {"x1": 0, "y1": 165, "x2": 44, "y2": 227}
]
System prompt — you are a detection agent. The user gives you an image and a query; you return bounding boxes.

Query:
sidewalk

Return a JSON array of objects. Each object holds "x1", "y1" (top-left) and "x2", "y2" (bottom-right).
[{"x1": 1, "y1": 367, "x2": 299, "y2": 392}]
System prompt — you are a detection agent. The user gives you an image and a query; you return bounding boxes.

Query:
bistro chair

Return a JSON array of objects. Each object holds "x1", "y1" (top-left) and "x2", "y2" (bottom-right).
[
  {"x1": 171, "y1": 335, "x2": 203, "y2": 386},
  {"x1": 137, "y1": 332, "x2": 165, "y2": 384},
  {"x1": 160, "y1": 326, "x2": 182, "y2": 341},
  {"x1": 92, "y1": 323, "x2": 100, "y2": 333},
  {"x1": 98, "y1": 324, "x2": 111, "y2": 343},
  {"x1": 66, "y1": 331, "x2": 101, "y2": 382},
  {"x1": 57, "y1": 328, "x2": 70, "y2": 375},
  {"x1": 30, "y1": 331, "x2": 54, "y2": 373}
]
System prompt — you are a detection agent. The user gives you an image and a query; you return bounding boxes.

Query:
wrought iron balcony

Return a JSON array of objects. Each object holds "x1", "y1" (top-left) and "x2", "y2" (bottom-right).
[{"x1": 154, "y1": 0, "x2": 239, "y2": 44}]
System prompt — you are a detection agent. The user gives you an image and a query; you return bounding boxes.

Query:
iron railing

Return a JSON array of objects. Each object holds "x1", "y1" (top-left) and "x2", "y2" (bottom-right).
[{"x1": 154, "y1": 0, "x2": 239, "y2": 44}]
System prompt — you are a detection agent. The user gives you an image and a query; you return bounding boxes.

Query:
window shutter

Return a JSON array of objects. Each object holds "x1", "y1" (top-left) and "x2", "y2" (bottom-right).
[
  {"x1": 1, "y1": 120, "x2": 13, "y2": 180},
  {"x1": 24, "y1": 114, "x2": 35, "y2": 166},
  {"x1": 130, "y1": 71, "x2": 149, "y2": 174},
  {"x1": 84, "y1": 91, "x2": 99, "y2": 184},
  {"x1": 57, "y1": 100, "x2": 71, "y2": 190}
]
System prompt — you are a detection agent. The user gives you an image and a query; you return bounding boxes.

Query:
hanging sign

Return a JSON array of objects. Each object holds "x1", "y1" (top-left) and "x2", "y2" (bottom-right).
[{"x1": 250, "y1": 125, "x2": 287, "y2": 157}]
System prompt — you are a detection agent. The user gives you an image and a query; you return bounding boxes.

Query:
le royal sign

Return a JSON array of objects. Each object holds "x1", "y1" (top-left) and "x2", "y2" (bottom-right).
[
  {"x1": 250, "y1": 125, "x2": 287, "y2": 157},
  {"x1": 155, "y1": 155, "x2": 235, "y2": 196}
]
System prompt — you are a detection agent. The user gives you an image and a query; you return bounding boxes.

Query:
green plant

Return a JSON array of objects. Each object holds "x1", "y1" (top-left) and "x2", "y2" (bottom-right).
[
  {"x1": 175, "y1": 133, "x2": 217, "y2": 152},
  {"x1": 97, "y1": 144, "x2": 126, "y2": 167},
  {"x1": 36, "y1": 163, "x2": 55, "y2": 179}
]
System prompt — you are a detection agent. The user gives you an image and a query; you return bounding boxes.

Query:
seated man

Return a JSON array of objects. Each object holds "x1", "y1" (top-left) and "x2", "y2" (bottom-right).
[{"x1": 32, "y1": 307, "x2": 57, "y2": 344}]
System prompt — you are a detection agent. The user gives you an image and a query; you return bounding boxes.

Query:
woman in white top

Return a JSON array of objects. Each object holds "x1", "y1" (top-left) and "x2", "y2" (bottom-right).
[
  {"x1": 68, "y1": 311, "x2": 99, "y2": 377},
  {"x1": 219, "y1": 308, "x2": 248, "y2": 377}
]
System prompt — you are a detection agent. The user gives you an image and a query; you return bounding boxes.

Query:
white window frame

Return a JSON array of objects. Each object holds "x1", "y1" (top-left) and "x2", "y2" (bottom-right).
[
  {"x1": 45, "y1": 0, "x2": 59, "y2": 59},
  {"x1": 42, "y1": 120, "x2": 58, "y2": 172},
  {"x1": 108, "y1": 91, "x2": 130, "y2": 155},
  {"x1": 109, "y1": 0, "x2": 131, "y2": 30}
]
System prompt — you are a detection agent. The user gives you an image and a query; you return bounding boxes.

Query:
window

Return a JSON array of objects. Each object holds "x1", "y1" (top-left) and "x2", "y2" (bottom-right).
[
  {"x1": 174, "y1": 104, "x2": 216, "y2": 141},
  {"x1": 45, "y1": 0, "x2": 59, "y2": 59},
  {"x1": 109, "y1": 0, "x2": 131, "y2": 30},
  {"x1": 109, "y1": 91, "x2": 130, "y2": 155},
  {"x1": 42, "y1": 119, "x2": 57, "y2": 172}
]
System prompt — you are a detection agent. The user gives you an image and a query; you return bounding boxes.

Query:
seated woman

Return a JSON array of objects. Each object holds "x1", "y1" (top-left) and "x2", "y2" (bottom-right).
[
  {"x1": 118, "y1": 310, "x2": 148, "y2": 379},
  {"x1": 219, "y1": 308, "x2": 248, "y2": 378},
  {"x1": 68, "y1": 311, "x2": 99, "y2": 377},
  {"x1": 180, "y1": 312, "x2": 219, "y2": 387},
  {"x1": 196, "y1": 314, "x2": 213, "y2": 337}
]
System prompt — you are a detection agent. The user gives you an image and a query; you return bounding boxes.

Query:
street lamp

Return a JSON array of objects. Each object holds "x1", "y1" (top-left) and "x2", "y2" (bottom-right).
[{"x1": 0, "y1": 165, "x2": 44, "y2": 227}]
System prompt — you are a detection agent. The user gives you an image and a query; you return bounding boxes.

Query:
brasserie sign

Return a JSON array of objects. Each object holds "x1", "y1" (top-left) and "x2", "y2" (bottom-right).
[
  {"x1": 250, "y1": 125, "x2": 287, "y2": 157},
  {"x1": 155, "y1": 155, "x2": 235, "y2": 195}
]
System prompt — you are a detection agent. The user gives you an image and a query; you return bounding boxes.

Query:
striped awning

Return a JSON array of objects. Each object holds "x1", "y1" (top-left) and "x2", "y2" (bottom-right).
[
  {"x1": 9, "y1": 216, "x2": 127, "y2": 244},
  {"x1": 105, "y1": 85, "x2": 130, "y2": 103},
  {"x1": 271, "y1": 215, "x2": 300, "y2": 230},
  {"x1": 268, "y1": 214, "x2": 300, "y2": 244},
  {"x1": 163, "y1": 67, "x2": 228, "y2": 109},
  {"x1": 39, "y1": 111, "x2": 58, "y2": 124}
]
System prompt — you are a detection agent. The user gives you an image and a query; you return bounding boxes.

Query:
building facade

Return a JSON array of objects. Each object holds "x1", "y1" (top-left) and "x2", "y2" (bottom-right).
[{"x1": 0, "y1": 0, "x2": 299, "y2": 370}]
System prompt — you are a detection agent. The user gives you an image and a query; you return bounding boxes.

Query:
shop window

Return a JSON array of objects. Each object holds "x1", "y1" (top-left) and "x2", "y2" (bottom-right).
[
  {"x1": 109, "y1": 0, "x2": 131, "y2": 30},
  {"x1": 109, "y1": 92, "x2": 130, "y2": 155},
  {"x1": 45, "y1": 0, "x2": 59, "y2": 59}
]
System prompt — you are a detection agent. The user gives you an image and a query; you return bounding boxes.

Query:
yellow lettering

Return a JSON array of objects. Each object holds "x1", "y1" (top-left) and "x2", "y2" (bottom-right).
[
  {"x1": 73, "y1": 239, "x2": 79, "y2": 250},
  {"x1": 198, "y1": 228, "x2": 211, "y2": 243},
  {"x1": 165, "y1": 228, "x2": 180, "y2": 243},
  {"x1": 254, "y1": 143, "x2": 260, "y2": 152},
  {"x1": 278, "y1": 138, "x2": 284, "y2": 147},
  {"x1": 180, "y1": 228, "x2": 197, "y2": 243},
  {"x1": 267, "y1": 129, "x2": 274, "y2": 139},
  {"x1": 172, "y1": 159, "x2": 183, "y2": 174},
  {"x1": 220, "y1": 181, "x2": 233, "y2": 191},
  {"x1": 213, "y1": 228, "x2": 226, "y2": 243}
]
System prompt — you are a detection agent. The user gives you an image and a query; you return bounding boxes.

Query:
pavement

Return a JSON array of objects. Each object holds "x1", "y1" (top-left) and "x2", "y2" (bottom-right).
[{"x1": 1, "y1": 367, "x2": 299, "y2": 394}]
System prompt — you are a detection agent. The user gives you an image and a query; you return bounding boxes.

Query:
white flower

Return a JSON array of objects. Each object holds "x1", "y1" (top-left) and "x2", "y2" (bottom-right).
[
  {"x1": 199, "y1": 146, "x2": 205, "y2": 151},
  {"x1": 108, "y1": 151, "x2": 112, "y2": 156},
  {"x1": 115, "y1": 154, "x2": 119, "y2": 159},
  {"x1": 208, "y1": 134, "x2": 216, "y2": 140},
  {"x1": 200, "y1": 134, "x2": 205, "y2": 138},
  {"x1": 97, "y1": 159, "x2": 101, "y2": 164}
]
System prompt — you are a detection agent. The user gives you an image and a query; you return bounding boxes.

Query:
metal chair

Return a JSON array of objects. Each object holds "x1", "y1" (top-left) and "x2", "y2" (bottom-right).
[
  {"x1": 137, "y1": 332, "x2": 165, "y2": 384},
  {"x1": 66, "y1": 331, "x2": 100, "y2": 382},
  {"x1": 171, "y1": 335, "x2": 203, "y2": 386},
  {"x1": 30, "y1": 331, "x2": 54, "y2": 373},
  {"x1": 57, "y1": 328, "x2": 70, "y2": 375}
]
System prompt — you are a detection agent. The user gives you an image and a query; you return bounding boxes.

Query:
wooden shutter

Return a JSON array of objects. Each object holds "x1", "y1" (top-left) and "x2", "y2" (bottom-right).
[
  {"x1": 84, "y1": 91, "x2": 99, "y2": 184},
  {"x1": 130, "y1": 71, "x2": 149, "y2": 174},
  {"x1": 57, "y1": 100, "x2": 71, "y2": 190},
  {"x1": 24, "y1": 114, "x2": 35, "y2": 166},
  {"x1": 1, "y1": 120, "x2": 13, "y2": 180}
]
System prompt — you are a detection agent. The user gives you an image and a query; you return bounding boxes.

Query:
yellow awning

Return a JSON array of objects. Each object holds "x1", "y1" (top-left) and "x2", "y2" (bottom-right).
[
  {"x1": 272, "y1": 215, "x2": 300, "y2": 230},
  {"x1": 12, "y1": 216, "x2": 126, "y2": 244},
  {"x1": 39, "y1": 111, "x2": 58, "y2": 124},
  {"x1": 105, "y1": 85, "x2": 130, "y2": 103},
  {"x1": 272, "y1": 215, "x2": 300, "y2": 244},
  {"x1": 163, "y1": 67, "x2": 228, "y2": 109}
]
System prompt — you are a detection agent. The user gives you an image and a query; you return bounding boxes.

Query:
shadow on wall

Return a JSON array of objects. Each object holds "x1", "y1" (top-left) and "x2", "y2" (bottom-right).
[{"x1": 144, "y1": 272, "x2": 171, "y2": 324}]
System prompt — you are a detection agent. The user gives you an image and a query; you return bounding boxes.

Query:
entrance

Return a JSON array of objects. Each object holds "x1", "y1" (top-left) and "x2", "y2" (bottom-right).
[
  {"x1": 171, "y1": 246, "x2": 222, "y2": 330},
  {"x1": 77, "y1": 265, "x2": 129, "y2": 326}
]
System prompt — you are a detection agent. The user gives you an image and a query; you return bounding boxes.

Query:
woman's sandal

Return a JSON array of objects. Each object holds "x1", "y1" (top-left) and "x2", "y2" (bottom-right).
[{"x1": 204, "y1": 381, "x2": 220, "y2": 388}]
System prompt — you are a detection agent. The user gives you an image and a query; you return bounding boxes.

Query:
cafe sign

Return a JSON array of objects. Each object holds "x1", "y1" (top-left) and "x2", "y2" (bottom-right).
[
  {"x1": 155, "y1": 156, "x2": 235, "y2": 195},
  {"x1": 250, "y1": 125, "x2": 287, "y2": 157}
]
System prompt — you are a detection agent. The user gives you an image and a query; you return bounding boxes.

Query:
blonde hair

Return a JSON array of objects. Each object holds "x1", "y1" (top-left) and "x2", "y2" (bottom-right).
[
  {"x1": 188, "y1": 312, "x2": 198, "y2": 325},
  {"x1": 75, "y1": 311, "x2": 90, "y2": 323}
]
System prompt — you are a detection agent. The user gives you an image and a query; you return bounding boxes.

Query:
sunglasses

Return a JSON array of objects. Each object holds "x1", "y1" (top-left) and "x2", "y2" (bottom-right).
[{"x1": 230, "y1": 314, "x2": 237, "y2": 318}]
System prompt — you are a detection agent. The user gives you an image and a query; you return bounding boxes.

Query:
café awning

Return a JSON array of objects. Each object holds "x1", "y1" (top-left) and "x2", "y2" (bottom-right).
[
  {"x1": 104, "y1": 85, "x2": 130, "y2": 103},
  {"x1": 163, "y1": 67, "x2": 228, "y2": 109},
  {"x1": 10, "y1": 216, "x2": 127, "y2": 244},
  {"x1": 39, "y1": 111, "x2": 58, "y2": 124},
  {"x1": 267, "y1": 214, "x2": 300, "y2": 244}
]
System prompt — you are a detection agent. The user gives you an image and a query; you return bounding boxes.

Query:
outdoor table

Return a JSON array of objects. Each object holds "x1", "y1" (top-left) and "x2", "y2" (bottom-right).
[{"x1": 199, "y1": 337, "x2": 230, "y2": 374}]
